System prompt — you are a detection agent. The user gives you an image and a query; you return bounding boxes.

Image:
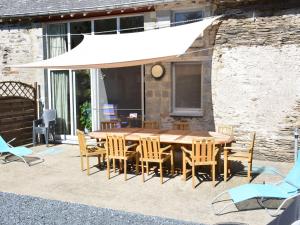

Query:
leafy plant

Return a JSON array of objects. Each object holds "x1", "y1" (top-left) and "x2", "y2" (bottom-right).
[{"x1": 80, "y1": 101, "x2": 92, "y2": 132}]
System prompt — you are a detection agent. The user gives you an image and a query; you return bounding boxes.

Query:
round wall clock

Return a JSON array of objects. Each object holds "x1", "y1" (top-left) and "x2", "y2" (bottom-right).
[{"x1": 151, "y1": 64, "x2": 165, "y2": 79}]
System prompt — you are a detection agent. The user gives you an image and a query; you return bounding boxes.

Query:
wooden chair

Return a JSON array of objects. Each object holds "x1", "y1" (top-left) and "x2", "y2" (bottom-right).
[
  {"x1": 142, "y1": 120, "x2": 159, "y2": 129},
  {"x1": 181, "y1": 138, "x2": 218, "y2": 188},
  {"x1": 105, "y1": 134, "x2": 139, "y2": 180},
  {"x1": 217, "y1": 124, "x2": 233, "y2": 136},
  {"x1": 173, "y1": 121, "x2": 189, "y2": 130},
  {"x1": 138, "y1": 136, "x2": 174, "y2": 184},
  {"x1": 77, "y1": 129, "x2": 106, "y2": 176},
  {"x1": 223, "y1": 132, "x2": 256, "y2": 182},
  {"x1": 100, "y1": 121, "x2": 119, "y2": 130}
]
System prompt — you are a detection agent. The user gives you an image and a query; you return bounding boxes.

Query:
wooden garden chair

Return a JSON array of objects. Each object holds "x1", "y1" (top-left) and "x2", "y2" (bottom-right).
[
  {"x1": 142, "y1": 120, "x2": 159, "y2": 129},
  {"x1": 223, "y1": 132, "x2": 256, "y2": 182},
  {"x1": 181, "y1": 138, "x2": 219, "y2": 188},
  {"x1": 217, "y1": 124, "x2": 233, "y2": 136},
  {"x1": 105, "y1": 134, "x2": 139, "y2": 180},
  {"x1": 173, "y1": 121, "x2": 189, "y2": 130},
  {"x1": 77, "y1": 129, "x2": 106, "y2": 176},
  {"x1": 100, "y1": 120, "x2": 119, "y2": 130},
  {"x1": 138, "y1": 136, "x2": 174, "y2": 184}
]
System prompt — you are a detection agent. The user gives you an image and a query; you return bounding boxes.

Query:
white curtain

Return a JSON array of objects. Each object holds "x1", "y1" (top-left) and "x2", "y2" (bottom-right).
[{"x1": 48, "y1": 24, "x2": 69, "y2": 134}]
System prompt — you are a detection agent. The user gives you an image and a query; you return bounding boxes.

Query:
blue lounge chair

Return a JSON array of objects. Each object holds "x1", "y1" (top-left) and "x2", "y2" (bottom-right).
[
  {"x1": 0, "y1": 136, "x2": 33, "y2": 166},
  {"x1": 211, "y1": 156, "x2": 300, "y2": 216}
]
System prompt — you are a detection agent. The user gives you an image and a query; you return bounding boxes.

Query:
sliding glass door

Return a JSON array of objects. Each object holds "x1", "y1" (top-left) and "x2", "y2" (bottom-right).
[
  {"x1": 74, "y1": 70, "x2": 91, "y2": 131},
  {"x1": 46, "y1": 15, "x2": 144, "y2": 136},
  {"x1": 98, "y1": 66, "x2": 143, "y2": 128}
]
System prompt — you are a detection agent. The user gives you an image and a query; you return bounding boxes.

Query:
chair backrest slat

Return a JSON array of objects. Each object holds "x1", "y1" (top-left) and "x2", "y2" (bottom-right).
[
  {"x1": 43, "y1": 110, "x2": 56, "y2": 128},
  {"x1": 173, "y1": 121, "x2": 189, "y2": 130},
  {"x1": 139, "y1": 136, "x2": 160, "y2": 160},
  {"x1": 217, "y1": 125, "x2": 233, "y2": 136},
  {"x1": 192, "y1": 138, "x2": 215, "y2": 163},
  {"x1": 76, "y1": 130, "x2": 87, "y2": 154},
  {"x1": 106, "y1": 134, "x2": 125, "y2": 157},
  {"x1": 143, "y1": 120, "x2": 159, "y2": 129},
  {"x1": 101, "y1": 121, "x2": 119, "y2": 130}
]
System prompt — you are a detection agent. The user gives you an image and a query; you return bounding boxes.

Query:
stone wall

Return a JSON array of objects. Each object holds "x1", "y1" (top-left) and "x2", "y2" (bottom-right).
[
  {"x1": 0, "y1": 22, "x2": 44, "y2": 95},
  {"x1": 212, "y1": 9, "x2": 300, "y2": 161},
  {"x1": 144, "y1": 1, "x2": 219, "y2": 130}
]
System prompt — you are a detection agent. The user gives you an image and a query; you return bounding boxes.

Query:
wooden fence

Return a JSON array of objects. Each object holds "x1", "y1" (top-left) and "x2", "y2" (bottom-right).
[{"x1": 0, "y1": 81, "x2": 38, "y2": 145}]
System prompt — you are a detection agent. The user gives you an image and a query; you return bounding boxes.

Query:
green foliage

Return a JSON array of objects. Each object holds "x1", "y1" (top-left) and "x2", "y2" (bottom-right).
[{"x1": 80, "y1": 101, "x2": 92, "y2": 132}]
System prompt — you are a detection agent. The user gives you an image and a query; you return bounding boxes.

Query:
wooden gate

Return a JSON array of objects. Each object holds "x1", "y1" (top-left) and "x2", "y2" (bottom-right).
[{"x1": 0, "y1": 81, "x2": 38, "y2": 145}]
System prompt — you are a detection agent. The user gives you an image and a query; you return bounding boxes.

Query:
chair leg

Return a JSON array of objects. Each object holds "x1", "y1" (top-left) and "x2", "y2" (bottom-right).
[
  {"x1": 160, "y1": 162, "x2": 163, "y2": 184},
  {"x1": 32, "y1": 130, "x2": 36, "y2": 146},
  {"x1": 113, "y1": 159, "x2": 116, "y2": 173},
  {"x1": 135, "y1": 154, "x2": 139, "y2": 175},
  {"x1": 224, "y1": 155, "x2": 228, "y2": 182},
  {"x1": 212, "y1": 164, "x2": 216, "y2": 187},
  {"x1": 146, "y1": 162, "x2": 149, "y2": 175},
  {"x1": 171, "y1": 149, "x2": 174, "y2": 176},
  {"x1": 119, "y1": 160, "x2": 123, "y2": 174},
  {"x1": 107, "y1": 157, "x2": 110, "y2": 179},
  {"x1": 45, "y1": 129, "x2": 49, "y2": 147},
  {"x1": 141, "y1": 161, "x2": 145, "y2": 182},
  {"x1": 248, "y1": 162, "x2": 252, "y2": 182},
  {"x1": 86, "y1": 156, "x2": 90, "y2": 176},
  {"x1": 182, "y1": 153, "x2": 186, "y2": 181},
  {"x1": 124, "y1": 160, "x2": 127, "y2": 181},
  {"x1": 97, "y1": 155, "x2": 101, "y2": 167},
  {"x1": 192, "y1": 164, "x2": 196, "y2": 188},
  {"x1": 80, "y1": 155, "x2": 84, "y2": 171}
]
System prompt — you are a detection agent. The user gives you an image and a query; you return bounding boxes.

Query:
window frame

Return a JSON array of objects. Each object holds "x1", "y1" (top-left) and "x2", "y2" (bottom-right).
[
  {"x1": 171, "y1": 62, "x2": 204, "y2": 117},
  {"x1": 172, "y1": 8, "x2": 204, "y2": 26},
  {"x1": 44, "y1": 13, "x2": 145, "y2": 135}
]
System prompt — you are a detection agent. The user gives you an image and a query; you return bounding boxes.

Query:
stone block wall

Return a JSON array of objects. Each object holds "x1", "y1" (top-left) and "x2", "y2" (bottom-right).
[
  {"x1": 144, "y1": 1, "x2": 219, "y2": 130},
  {"x1": 0, "y1": 22, "x2": 44, "y2": 94},
  {"x1": 212, "y1": 10, "x2": 300, "y2": 161}
]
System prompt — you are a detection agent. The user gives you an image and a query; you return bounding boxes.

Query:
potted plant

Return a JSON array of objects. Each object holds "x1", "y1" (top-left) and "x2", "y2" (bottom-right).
[{"x1": 80, "y1": 101, "x2": 92, "y2": 133}]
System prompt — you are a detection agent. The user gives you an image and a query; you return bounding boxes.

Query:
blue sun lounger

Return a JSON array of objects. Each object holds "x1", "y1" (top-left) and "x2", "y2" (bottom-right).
[
  {"x1": 0, "y1": 136, "x2": 33, "y2": 166},
  {"x1": 211, "y1": 156, "x2": 300, "y2": 216}
]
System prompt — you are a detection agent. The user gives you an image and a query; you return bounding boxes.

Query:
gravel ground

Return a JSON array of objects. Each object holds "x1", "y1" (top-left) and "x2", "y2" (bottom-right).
[{"x1": 0, "y1": 192, "x2": 203, "y2": 225}]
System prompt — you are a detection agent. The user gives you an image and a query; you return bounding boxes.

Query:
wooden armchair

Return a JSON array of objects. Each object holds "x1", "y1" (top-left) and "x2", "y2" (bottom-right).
[
  {"x1": 181, "y1": 138, "x2": 218, "y2": 188},
  {"x1": 217, "y1": 124, "x2": 233, "y2": 136},
  {"x1": 142, "y1": 120, "x2": 159, "y2": 129},
  {"x1": 100, "y1": 121, "x2": 119, "y2": 130},
  {"x1": 223, "y1": 132, "x2": 256, "y2": 182},
  {"x1": 173, "y1": 121, "x2": 189, "y2": 130},
  {"x1": 77, "y1": 130, "x2": 106, "y2": 176},
  {"x1": 105, "y1": 134, "x2": 139, "y2": 180},
  {"x1": 138, "y1": 136, "x2": 174, "y2": 184}
]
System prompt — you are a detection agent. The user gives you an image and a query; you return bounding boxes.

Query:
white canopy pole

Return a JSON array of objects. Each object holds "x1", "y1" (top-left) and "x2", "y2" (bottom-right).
[{"x1": 9, "y1": 16, "x2": 221, "y2": 69}]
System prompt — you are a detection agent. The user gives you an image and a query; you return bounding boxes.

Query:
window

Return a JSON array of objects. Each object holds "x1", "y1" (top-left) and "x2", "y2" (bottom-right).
[
  {"x1": 94, "y1": 18, "x2": 117, "y2": 35},
  {"x1": 70, "y1": 21, "x2": 91, "y2": 49},
  {"x1": 174, "y1": 10, "x2": 203, "y2": 26},
  {"x1": 120, "y1": 16, "x2": 144, "y2": 33},
  {"x1": 45, "y1": 14, "x2": 144, "y2": 135},
  {"x1": 172, "y1": 63, "x2": 202, "y2": 116}
]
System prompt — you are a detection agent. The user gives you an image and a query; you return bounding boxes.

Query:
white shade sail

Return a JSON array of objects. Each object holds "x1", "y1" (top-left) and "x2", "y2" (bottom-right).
[{"x1": 11, "y1": 16, "x2": 220, "y2": 69}]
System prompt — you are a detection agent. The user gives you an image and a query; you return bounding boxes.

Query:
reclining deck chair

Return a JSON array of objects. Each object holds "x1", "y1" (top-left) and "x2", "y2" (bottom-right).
[
  {"x1": 212, "y1": 155, "x2": 300, "y2": 216},
  {"x1": 0, "y1": 136, "x2": 33, "y2": 166}
]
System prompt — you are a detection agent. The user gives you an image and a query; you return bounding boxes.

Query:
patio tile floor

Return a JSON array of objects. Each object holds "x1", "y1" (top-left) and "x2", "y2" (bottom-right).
[{"x1": 0, "y1": 144, "x2": 294, "y2": 225}]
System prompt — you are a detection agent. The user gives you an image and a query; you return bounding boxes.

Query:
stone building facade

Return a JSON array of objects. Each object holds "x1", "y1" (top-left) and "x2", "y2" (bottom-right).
[
  {"x1": 0, "y1": 0, "x2": 299, "y2": 161},
  {"x1": 212, "y1": 5, "x2": 300, "y2": 161}
]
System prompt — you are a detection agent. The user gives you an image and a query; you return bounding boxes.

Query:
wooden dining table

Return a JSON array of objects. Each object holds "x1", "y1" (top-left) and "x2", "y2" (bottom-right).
[{"x1": 89, "y1": 128, "x2": 234, "y2": 145}]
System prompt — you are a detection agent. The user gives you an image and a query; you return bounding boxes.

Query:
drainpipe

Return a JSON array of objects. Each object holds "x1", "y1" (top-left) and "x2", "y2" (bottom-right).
[{"x1": 295, "y1": 127, "x2": 299, "y2": 162}]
